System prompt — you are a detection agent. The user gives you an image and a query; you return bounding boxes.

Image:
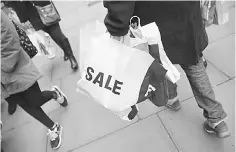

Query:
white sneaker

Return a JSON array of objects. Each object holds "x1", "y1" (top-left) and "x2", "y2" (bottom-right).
[
  {"x1": 47, "y1": 123, "x2": 63, "y2": 150},
  {"x1": 51, "y1": 86, "x2": 68, "y2": 107},
  {"x1": 47, "y1": 53, "x2": 56, "y2": 59}
]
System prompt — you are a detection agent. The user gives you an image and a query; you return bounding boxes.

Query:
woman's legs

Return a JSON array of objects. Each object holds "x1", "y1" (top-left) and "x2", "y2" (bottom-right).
[
  {"x1": 5, "y1": 82, "x2": 68, "y2": 150},
  {"x1": 5, "y1": 82, "x2": 55, "y2": 128},
  {"x1": 42, "y1": 23, "x2": 78, "y2": 70}
]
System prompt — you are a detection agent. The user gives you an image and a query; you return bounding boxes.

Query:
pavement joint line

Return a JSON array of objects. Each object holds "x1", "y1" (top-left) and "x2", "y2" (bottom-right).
[
  {"x1": 208, "y1": 32, "x2": 235, "y2": 46},
  {"x1": 216, "y1": 78, "x2": 235, "y2": 87},
  {"x1": 205, "y1": 58, "x2": 232, "y2": 79},
  {"x1": 2, "y1": 120, "x2": 31, "y2": 135},
  {"x1": 156, "y1": 96, "x2": 194, "y2": 114},
  {"x1": 68, "y1": 97, "x2": 196, "y2": 151},
  {"x1": 136, "y1": 114, "x2": 142, "y2": 121},
  {"x1": 69, "y1": 118, "x2": 148, "y2": 152},
  {"x1": 156, "y1": 113, "x2": 180, "y2": 152},
  {"x1": 131, "y1": 96, "x2": 195, "y2": 124}
]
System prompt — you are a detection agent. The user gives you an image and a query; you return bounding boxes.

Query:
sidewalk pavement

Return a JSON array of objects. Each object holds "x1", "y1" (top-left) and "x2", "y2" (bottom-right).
[{"x1": 1, "y1": 2, "x2": 235, "y2": 152}]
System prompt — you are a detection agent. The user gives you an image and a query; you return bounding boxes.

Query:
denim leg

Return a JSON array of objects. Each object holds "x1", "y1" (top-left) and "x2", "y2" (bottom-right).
[{"x1": 181, "y1": 57, "x2": 227, "y2": 123}]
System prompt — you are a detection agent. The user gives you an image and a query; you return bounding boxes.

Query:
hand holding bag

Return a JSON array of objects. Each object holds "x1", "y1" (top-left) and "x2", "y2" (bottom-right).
[
  {"x1": 32, "y1": 1, "x2": 61, "y2": 26},
  {"x1": 78, "y1": 25, "x2": 155, "y2": 113},
  {"x1": 78, "y1": 20, "x2": 170, "y2": 121}
]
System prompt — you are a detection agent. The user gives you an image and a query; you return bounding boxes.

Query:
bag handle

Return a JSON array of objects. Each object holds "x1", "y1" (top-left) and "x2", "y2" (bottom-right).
[{"x1": 130, "y1": 16, "x2": 141, "y2": 28}]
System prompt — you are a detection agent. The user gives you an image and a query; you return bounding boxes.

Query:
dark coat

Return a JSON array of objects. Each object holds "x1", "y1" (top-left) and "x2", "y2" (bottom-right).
[
  {"x1": 104, "y1": 1, "x2": 208, "y2": 65},
  {"x1": 1, "y1": 11, "x2": 41, "y2": 99},
  {"x1": 4, "y1": 1, "x2": 57, "y2": 31}
]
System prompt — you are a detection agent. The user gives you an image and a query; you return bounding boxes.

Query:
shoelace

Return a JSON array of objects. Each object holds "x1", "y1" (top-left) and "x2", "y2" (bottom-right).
[{"x1": 47, "y1": 127, "x2": 59, "y2": 141}]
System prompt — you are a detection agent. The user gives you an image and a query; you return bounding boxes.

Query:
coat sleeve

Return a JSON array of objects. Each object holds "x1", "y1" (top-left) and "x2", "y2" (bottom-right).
[
  {"x1": 1, "y1": 11, "x2": 21, "y2": 75},
  {"x1": 104, "y1": 1, "x2": 135, "y2": 36}
]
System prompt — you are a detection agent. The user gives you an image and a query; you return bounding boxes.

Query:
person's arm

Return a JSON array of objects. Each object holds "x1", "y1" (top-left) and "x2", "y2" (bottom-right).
[
  {"x1": 1, "y1": 11, "x2": 21, "y2": 75},
  {"x1": 104, "y1": 1, "x2": 135, "y2": 37}
]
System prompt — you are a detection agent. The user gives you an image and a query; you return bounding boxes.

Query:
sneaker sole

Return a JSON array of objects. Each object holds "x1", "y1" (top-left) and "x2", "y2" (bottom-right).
[
  {"x1": 52, "y1": 126, "x2": 63, "y2": 150},
  {"x1": 53, "y1": 86, "x2": 68, "y2": 107},
  {"x1": 204, "y1": 122, "x2": 231, "y2": 139}
]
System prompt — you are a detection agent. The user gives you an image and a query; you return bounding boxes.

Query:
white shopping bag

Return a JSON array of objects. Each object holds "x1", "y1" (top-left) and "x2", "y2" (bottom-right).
[
  {"x1": 78, "y1": 30, "x2": 154, "y2": 112},
  {"x1": 27, "y1": 29, "x2": 55, "y2": 59},
  {"x1": 141, "y1": 22, "x2": 181, "y2": 84},
  {"x1": 215, "y1": 1, "x2": 229, "y2": 25},
  {"x1": 27, "y1": 29, "x2": 46, "y2": 55},
  {"x1": 128, "y1": 17, "x2": 180, "y2": 84}
]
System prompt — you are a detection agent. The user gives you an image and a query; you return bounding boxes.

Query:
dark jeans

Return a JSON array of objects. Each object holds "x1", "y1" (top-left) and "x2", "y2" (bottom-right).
[
  {"x1": 5, "y1": 82, "x2": 55, "y2": 129},
  {"x1": 167, "y1": 57, "x2": 227, "y2": 123}
]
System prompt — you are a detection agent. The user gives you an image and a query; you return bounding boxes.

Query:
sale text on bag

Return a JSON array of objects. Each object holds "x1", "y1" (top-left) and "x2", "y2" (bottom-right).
[{"x1": 86, "y1": 67, "x2": 123, "y2": 95}]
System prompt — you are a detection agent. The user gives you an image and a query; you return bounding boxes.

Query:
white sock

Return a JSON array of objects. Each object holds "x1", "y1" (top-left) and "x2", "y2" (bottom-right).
[{"x1": 210, "y1": 117, "x2": 227, "y2": 128}]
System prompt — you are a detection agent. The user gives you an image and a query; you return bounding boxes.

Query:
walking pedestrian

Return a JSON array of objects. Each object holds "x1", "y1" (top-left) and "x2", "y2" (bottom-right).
[
  {"x1": 3, "y1": 1, "x2": 78, "y2": 70},
  {"x1": 103, "y1": 1, "x2": 230, "y2": 138},
  {"x1": 1, "y1": 10, "x2": 67, "y2": 150}
]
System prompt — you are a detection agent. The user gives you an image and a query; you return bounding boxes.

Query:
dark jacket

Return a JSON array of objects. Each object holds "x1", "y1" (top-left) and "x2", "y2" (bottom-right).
[
  {"x1": 104, "y1": 1, "x2": 208, "y2": 65},
  {"x1": 3, "y1": 1, "x2": 56, "y2": 31},
  {"x1": 1, "y1": 10, "x2": 41, "y2": 99}
]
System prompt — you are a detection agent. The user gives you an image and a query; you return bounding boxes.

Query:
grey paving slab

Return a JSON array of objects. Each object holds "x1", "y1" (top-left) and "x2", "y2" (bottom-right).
[
  {"x1": 1, "y1": 102, "x2": 34, "y2": 133},
  {"x1": 204, "y1": 34, "x2": 235, "y2": 78},
  {"x1": 60, "y1": 73, "x2": 83, "y2": 104},
  {"x1": 138, "y1": 76, "x2": 193, "y2": 119},
  {"x1": 206, "y1": 5, "x2": 235, "y2": 43},
  {"x1": 72, "y1": 115, "x2": 178, "y2": 152},
  {"x1": 41, "y1": 79, "x2": 62, "y2": 115},
  {"x1": 32, "y1": 55, "x2": 53, "y2": 91},
  {"x1": 46, "y1": 98, "x2": 138, "y2": 152},
  {"x1": 2, "y1": 121, "x2": 47, "y2": 152},
  {"x1": 42, "y1": 99, "x2": 61, "y2": 116},
  {"x1": 51, "y1": 57, "x2": 75, "y2": 80},
  {"x1": 158, "y1": 79, "x2": 235, "y2": 152},
  {"x1": 54, "y1": 1, "x2": 106, "y2": 32},
  {"x1": 205, "y1": 61, "x2": 230, "y2": 87}
]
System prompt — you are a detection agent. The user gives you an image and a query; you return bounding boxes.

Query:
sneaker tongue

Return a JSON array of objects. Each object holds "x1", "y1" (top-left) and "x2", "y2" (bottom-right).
[
  {"x1": 48, "y1": 126, "x2": 59, "y2": 140},
  {"x1": 49, "y1": 131, "x2": 58, "y2": 140}
]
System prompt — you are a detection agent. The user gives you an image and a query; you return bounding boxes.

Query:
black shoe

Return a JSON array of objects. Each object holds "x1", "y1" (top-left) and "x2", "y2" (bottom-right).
[
  {"x1": 8, "y1": 102, "x2": 17, "y2": 115},
  {"x1": 68, "y1": 55, "x2": 78, "y2": 71},
  {"x1": 61, "y1": 38, "x2": 78, "y2": 70}
]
